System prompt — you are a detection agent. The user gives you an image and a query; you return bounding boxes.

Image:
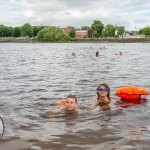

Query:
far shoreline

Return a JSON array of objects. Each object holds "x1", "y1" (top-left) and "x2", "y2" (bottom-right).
[{"x1": 1, "y1": 38, "x2": 150, "y2": 43}]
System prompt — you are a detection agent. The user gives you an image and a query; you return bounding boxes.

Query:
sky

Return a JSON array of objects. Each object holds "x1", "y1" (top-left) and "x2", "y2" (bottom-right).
[{"x1": 0, "y1": 0, "x2": 150, "y2": 31}]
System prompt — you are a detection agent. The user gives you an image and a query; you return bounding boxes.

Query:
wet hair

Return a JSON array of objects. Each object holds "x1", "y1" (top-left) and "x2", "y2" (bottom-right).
[
  {"x1": 97, "y1": 83, "x2": 111, "y2": 102},
  {"x1": 96, "y1": 51, "x2": 99, "y2": 57},
  {"x1": 72, "y1": 53, "x2": 76, "y2": 56},
  {"x1": 67, "y1": 95, "x2": 77, "y2": 103}
]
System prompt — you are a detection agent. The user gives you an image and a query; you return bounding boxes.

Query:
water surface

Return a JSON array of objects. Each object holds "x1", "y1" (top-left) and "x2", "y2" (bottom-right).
[{"x1": 0, "y1": 43, "x2": 150, "y2": 150}]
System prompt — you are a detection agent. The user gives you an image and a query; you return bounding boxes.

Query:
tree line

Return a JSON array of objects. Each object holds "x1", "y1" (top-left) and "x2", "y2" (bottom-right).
[
  {"x1": 90, "y1": 20, "x2": 125, "y2": 38},
  {"x1": 0, "y1": 23, "x2": 45, "y2": 38},
  {"x1": 0, "y1": 20, "x2": 150, "y2": 42}
]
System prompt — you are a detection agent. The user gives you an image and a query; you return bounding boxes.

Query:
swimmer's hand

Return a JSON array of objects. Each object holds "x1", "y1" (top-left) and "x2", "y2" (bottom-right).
[{"x1": 56, "y1": 99, "x2": 66, "y2": 109}]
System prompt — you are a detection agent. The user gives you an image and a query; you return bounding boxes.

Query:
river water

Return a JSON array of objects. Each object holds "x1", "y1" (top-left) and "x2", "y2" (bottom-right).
[{"x1": 0, "y1": 43, "x2": 150, "y2": 150}]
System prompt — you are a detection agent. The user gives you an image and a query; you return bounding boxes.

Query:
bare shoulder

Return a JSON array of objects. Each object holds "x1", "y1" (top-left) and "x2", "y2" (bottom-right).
[
  {"x1": 75, "y1": 109, "x2": 81, "y2": 114},
  {"x1": 76, "y1": 109, "x2": 84, "y2": 115}
]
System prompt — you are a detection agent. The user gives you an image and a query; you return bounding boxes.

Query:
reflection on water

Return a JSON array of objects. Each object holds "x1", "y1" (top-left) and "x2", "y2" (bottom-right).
[{"x1": 0, "y1": 43, "x2": 150, "y2": 150}]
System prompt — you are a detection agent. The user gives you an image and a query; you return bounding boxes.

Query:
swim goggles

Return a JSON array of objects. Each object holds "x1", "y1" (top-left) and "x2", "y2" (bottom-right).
[{"x1": 97, "y1": 88, "x2": 108, "y2": 92}]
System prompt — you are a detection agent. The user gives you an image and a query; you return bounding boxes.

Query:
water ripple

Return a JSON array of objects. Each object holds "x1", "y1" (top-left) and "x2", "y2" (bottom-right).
[{"x1": 0, "y1": 43, "x2": 150, "y2": 149}]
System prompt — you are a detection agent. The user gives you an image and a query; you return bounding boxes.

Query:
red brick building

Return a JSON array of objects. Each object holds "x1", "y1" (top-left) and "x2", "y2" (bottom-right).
[
  {"x1": 63, "y1": 26, "x2": 90, "y2": 39},
  {"x1": 64, "y1": 26, "x2": 75, "y2": 35},
  {"x1": 75, "y1": 30, "x2": 90, "y2": 39}
]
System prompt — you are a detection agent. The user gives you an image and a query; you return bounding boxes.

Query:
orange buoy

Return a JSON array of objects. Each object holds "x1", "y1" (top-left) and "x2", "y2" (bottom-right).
[
  {"x1": 118, "y1": 99, "x2": 147, "y2": 109},
  {"x1": 121, "y1": 99, "x2": 147, "y2": 104},
  {"x1": 116, "y1": 86, "x2": 149, "y2": 100}
]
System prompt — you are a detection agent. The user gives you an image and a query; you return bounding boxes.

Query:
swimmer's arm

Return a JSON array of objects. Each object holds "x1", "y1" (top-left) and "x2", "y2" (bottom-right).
[
  {"x1": 109, "y1": 98, "x2": 118, "y2": 109},
  {"x1": 48, "y1": 112, "x2": 58, "y2": 118},
  {"x1": 47, "y1": 110, "x2": 59, "y2": 121},
  {"x1": 109, "y1": 102, "x2": 124, "y2": 112}
]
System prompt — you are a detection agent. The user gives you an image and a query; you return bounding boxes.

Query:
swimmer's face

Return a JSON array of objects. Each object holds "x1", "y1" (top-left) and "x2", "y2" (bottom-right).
[
  {"x1": 97, "y1": 86, "x2": 108, "y2": 97},
  {"x1": 65, "y1": 98, "x2": 77, "y2": 110}
]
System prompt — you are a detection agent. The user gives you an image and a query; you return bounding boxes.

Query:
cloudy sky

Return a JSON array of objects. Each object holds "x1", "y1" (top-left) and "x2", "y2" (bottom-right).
[{"x1": 0, "y1": 0, "x2": 150, "y2": 30}]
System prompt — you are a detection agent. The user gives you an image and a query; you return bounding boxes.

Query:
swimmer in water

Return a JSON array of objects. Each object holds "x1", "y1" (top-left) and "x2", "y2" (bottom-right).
[
  {"x1": 92, "y1": 83, "x2": 116, "y2": 111},
  {"x1": 116, "y1": 51, "x2": 123, "y2": 56},
  {"x1": 63, "y1": 95, "x2": 79, "y2": 115},
  {"x1": 71, "y1": 52, "x2": 76, "y2": 57},
  {"x1": 119, "y1": 51, "x2": 123, "y2": 56},
  {"x1": 48, "y1": 95, "x2": 80, "y2": 120},
  {"x1": 96, "y1": 51, "x2": 100, "y2": 57}
]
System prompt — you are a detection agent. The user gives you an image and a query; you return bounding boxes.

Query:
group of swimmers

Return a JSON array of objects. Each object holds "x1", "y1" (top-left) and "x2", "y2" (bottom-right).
[
  {"x1": 96, "y1": 51, "x2": 123, "y2": 57},
  {"x1": 72, "y1": 48, "x2": 123, "y2": 58},
  {"x1": 48, "y1": 83, "x2": 117, "y2": 119}
]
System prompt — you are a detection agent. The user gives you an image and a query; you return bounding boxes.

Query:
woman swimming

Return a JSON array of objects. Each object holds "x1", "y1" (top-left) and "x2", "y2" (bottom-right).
[{"x1": 93, "y1": 83, "x2": 116, "y2": 111}]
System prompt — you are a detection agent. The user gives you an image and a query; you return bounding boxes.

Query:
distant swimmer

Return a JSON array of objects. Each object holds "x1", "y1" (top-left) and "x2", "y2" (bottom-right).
[
  {"x1": 99, "y1": 46, "x2": 106, "y2": 50},
  {"x1": 119, "y1": 51, "x2": 123, "y2": 56},
  {"x1": 71, "y1": 53, "x2": 76, "y2": 57},
  {"x1": 115, "y1": 51, "x2": 123, "y2": 56},
  {"x1": 96, "y1": 51, "x2": 100, "y2": 57},
  {"x1": 96, "y1": 51, "x2": 103, "y2": 57}
]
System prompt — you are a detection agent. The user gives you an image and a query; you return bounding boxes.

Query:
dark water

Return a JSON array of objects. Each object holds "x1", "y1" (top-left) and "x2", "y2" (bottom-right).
[{"x1": 0, "y1": 43, "x2": 150, "y2": 150}]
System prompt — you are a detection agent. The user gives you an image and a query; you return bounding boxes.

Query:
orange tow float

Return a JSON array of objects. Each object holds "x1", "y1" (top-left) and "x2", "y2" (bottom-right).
[{"x1": 116, "y1": 86, "x2": 149, "y2": 100}]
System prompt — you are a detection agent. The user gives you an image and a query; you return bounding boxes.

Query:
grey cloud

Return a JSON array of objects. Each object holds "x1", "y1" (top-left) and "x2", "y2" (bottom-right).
[{"x1": 0, "y1": 0, "x2": 150, "y2": 30}]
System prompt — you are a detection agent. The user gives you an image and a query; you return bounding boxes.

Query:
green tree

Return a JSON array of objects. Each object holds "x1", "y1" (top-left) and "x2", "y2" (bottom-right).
[
  {"x1": 92, "y1": 30, "x2": 99, "y2": 38},
  {"x1": 37, "y1": 26, "x2": 70, "y2": 42},
  {"x1": 13, "y1": 27, "x2": 20, "y2": 37},
  {"x1": 20, "y1": 23, "x2": 33, "y2": 37},
  {"x1": 0, "y1": 25, "x2": 4, "y2": 37},
  {"x1": 117, "y1": 26, "x2": 125, "y2": 37},
  {"x1": 91, "y1": 20, "x2": 104, "y2": 38},
  {"x1": 105, "y1": 24, "x2": 115, "y2": 37},
  {"x1": 0, "y1": 25, "x2": 13, "y2": 37},
  {"x1": 143, "y1": 27, "x2": 150, "y2": 37},
  {"x1": 138, "y1": 29, "x2": 143, "y2": 34},
  {"x1": 102, "y1": 29, "x2": 106, "y2": 37},
  {"x1": 9, "y1": 27, "x2": 13, "y2": 37},
  {"x1": 33, "y1": 26, "x2": 44, "y2": 37},
  {"x1": 69, "y1": 28, "x2": 76, "y2": 38},
  {"x1": 81, "y1": 26, "x2": 90, "y2": 30}
]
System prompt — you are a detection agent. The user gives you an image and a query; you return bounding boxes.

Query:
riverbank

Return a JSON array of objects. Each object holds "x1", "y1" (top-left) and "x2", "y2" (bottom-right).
[
  {"x1": 1, "y1": 37, "x2": 150, "y2": 43},
  {"x1": 0, "y1": 38, "x2": 34, "y2": 43},
  {"x1": 75, "y1": 38, "x2": 150, "y2": 43}
]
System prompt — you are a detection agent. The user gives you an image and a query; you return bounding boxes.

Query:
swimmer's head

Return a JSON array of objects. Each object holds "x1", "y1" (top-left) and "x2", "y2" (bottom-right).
[
  {"x1": 65, "y1": 95, "x2": 78, "y2": 110},
  {"x1": 119, "y1": 51, "x2": 123, "y2": 55},
  {"x1": 72, "y1": 53, "x2": 76, "y2": 57},
  {"x1": 97, "y1": 83, "x2": 110, "y2": 100},
  {"x1": 96, "y1": 51, "x2": 99, "y2": 57}
]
